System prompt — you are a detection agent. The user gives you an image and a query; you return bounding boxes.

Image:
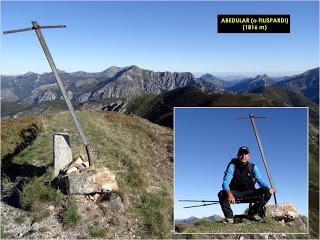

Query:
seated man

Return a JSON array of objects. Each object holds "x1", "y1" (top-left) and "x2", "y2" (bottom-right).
[{"x1": 218, "y1": 146, "x2": 275, "y2": 223}]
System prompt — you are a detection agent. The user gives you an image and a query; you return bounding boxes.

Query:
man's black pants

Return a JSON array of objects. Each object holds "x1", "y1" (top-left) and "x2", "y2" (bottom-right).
[{"x1": 217, "y1": 188, "x2": 272, "y2": 218}]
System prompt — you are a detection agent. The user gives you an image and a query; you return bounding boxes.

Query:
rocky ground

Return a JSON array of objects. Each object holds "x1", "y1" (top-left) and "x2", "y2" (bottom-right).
[{"x1": 1, "y1": 194, "x2": 141, "y2": 239}]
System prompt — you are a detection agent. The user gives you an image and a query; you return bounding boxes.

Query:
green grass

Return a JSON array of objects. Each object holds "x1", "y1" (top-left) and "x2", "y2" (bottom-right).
[
  {"x1": 19, "y1": 176, "x2": 61, "y2": 222},
  {"x1": 59, "y1": 201, "x2": 81, "y2": 228},
  {"x1": 1, "y1": 226, "x2": 15, "y2": 239},
  {"x1": 88, "y1": 226, "x2": 107, "y2": 238},
  {"x1": 109, "y1": 216, "x2": 120, "y2": 226},
  {"x1": 126, "y1": 93, "x2": 158, "y2": 117},
  {"x1": 1, "y1": 102, "x2": 31, "y2": 117},
  {"x1": 175, "y1": 223, "x2": 188, "y2": 233},
  {"x1": 38, "y1": 227, "x2": 49, "y2": 233},
  {"x1": 309, "y1": 143, "x2": 319, "y2": 188},
  {"x1": 136, "y1": 192, "x2": 172, "y2": 238},
  {"x1": 118, "y1": 170, "x2": 146, "y2": 189},
  {"x1": 1, "y1": 116, "x2": 43, "y2": 159},
  {"x1": 76, "y1": 235, "x2": 90, "y2": 239},
  {"x1": 177, "y1": 217, "x2": 307, "y2": 234},
  {"x1": 32, "y1": 210, "x2": 51, "y2": 223},
  {"x1": 1, "y1": 174, "x2": 17, "y2": 198},
  {"x1": 14, "y1": 216, "x2": 25, "y2": 225},
  {"x1": 2, "y1": 110, "x2": 173, "y2": 238},
  {"x1": 20, "y1": 176, "x2": 61, "y2": 212}
]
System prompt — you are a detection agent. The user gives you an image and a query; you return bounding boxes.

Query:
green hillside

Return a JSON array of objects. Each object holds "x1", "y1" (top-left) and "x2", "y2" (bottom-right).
[
  {"x1": 1, "y1": 102, "x2": 31, "y2": 117},
  {"x1": 1, "y1": 110, "x2": 173, "y2": 238},
  {"x1": 249, "y1": 86, "x2": 319, "y2": 124},
  {"x1": 126, "y1": 87, "x2": 273, "y2": 128}
]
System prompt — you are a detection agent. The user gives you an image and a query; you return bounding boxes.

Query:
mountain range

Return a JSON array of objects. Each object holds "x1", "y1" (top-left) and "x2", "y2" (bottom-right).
[
  {"x1": 274, "y1": 67, "x2": 319, "y2": 103},
  {"x1": 1, "y1": 65, "x2": 219, "y2": 105},
  {"x1": 1, "y1": 66, "x2": 318, "y2": 119},
  {"x1": 125, "y1": 86, "x2": 319, "y2": 129},
  {"x1": 2, "y1": 66, "x2": 318, "y2": 104},
  {"x1": 226, "y1": 74, "x2": 276, "y2": 93},
  {"x1": 175, "y1": 215, "x2": 224, "y2": 225}
]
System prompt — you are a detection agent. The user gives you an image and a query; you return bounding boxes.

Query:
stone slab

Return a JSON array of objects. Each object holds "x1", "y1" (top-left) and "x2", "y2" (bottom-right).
[
  {"x1": 53, "y1": 132, "x2": 73, "y2": 177},
  {"x1": 61, "y1": 167, "x2": 118, "y2": 195}
]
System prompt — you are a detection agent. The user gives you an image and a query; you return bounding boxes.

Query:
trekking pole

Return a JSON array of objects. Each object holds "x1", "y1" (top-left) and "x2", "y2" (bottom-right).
[
  {"x1": 179, "y1": 196, "x2": 263, "y2": 208},
  {"x1": 183, "y1": 203, "x2": 219, "y2": 208},
  {"x1": 238, "y1": 113, "x2": 277, "y2": 204},
  {"x1": 179, "y1": 200, "x2": 219, "y2": 208},
  {"x1": 179, "y1": 200, "x2": 219, "y2": 203},
  {"x1": 3, "y1": 21, "x2": 93, "y2": 167}
]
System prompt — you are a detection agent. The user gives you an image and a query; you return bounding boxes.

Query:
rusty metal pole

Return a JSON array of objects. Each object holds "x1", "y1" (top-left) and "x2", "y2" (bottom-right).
[{"x1": 3, "y1": 21, "x2": 93, "y2": 167}]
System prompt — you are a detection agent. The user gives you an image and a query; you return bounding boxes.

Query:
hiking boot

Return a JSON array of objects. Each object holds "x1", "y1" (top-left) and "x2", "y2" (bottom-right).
[
  {"x1": 247, "y1": 214, "x2": 262, "y2": 222},
  {"x1": 221, "y1": 218, "x2": 234, "y2": 224}
]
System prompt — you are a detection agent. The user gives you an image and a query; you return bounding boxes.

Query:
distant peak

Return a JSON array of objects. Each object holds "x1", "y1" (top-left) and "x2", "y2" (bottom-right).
[
  {"x1": 107, "y1": 66, "x2": 120, "y2": 70},
  {"x1": 128, "y1": 65, "x2": 140, "y2": 70},
  {"x1": 22, "y1": 71, "x2": 36, "y2": 76},
  {"x1": 201, "y1": 73, "x2": 214, "y2": 78},
  {"x1": 102, "y1": 66, "x2": 121, "y2": 72},
  {"x1": 186, "y1": 216, "x2": 197, "y2": 220},
  {"x1": 255, "y1": 73, "x2": 270, "y2": 80}
]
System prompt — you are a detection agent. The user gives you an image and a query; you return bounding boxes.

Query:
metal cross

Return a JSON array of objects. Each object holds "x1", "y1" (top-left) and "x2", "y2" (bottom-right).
[
  {"x1": 238, "y1": 113, "x2": 277, "y2": 204},
  {"x1": 3, "y1": 21, "x2": 93, "y2": 167}
]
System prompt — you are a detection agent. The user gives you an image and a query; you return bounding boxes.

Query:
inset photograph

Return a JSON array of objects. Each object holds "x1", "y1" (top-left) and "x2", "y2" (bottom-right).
[{"x1": 174, "y1": 107, "x2": 308, "y2": 234}]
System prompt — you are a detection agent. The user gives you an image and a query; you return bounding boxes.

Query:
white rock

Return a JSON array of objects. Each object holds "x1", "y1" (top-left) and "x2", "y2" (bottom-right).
[
  {"x1": 83, "y1": 162, "x2": 89, "y2": 168},
  {"x1": 266, "y1": 203, "x2": 299, "y2": 221},
  {"x1": 61, "y1": 167, "x2": 119, "y2": 195},
  {"x1": 94, "y1": 193, "x2": 100, "y2": 200},
  {"x1": 63, "y1": 156, "x2": 84, "y2": 173},
  {"x1": 66, "y1": 166, "x2": 78, "y2": 174},
  {"x1": 48, "y1": 205, "x2": 55, "y2": 211}
]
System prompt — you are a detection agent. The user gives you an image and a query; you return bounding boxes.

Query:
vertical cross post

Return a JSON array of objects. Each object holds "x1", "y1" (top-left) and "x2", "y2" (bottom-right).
[
  {"x1": 238, "y1": 113, "x2": 277, "y2": 204},
  {"x1": 3, "y1": 21, "x2": 93, "y2": 167}
]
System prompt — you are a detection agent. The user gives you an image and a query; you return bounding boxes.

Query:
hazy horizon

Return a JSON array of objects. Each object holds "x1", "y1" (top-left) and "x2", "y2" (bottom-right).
[{"x1": 1, "y1": 65, "x2": 317, "y2": 80}]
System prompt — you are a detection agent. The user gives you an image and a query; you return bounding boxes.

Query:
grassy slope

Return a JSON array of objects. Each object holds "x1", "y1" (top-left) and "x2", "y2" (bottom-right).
[
  {"x1": 1, "y1": 102, "x2": 31, "y2": 117},
  {"x1": 1, "y1": 110, "x2": 173, "y2": 238},
  {"x1": 125, "y1": 88, "x2": 273, "y2": 128},
  {"x1": 176, "y1": 217, "x2": 307, "y2": 234},
  {"x1": 1, "y1": 116, "x2": 43, "y2": 160}
]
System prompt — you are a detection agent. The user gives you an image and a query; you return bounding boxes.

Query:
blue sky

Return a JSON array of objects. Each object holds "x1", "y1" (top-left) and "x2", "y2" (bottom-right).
[
  {"x1": 174, "y1": 107, "x2": 308, "y2": 219},
  {"x1": 1, "y1": 1, "x2": 319, "y2": 75}
]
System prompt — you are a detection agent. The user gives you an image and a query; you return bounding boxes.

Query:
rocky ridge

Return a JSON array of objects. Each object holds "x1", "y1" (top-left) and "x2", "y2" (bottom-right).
[
  {"x1": 73, "y1": 66, "x2": 219, "y2": 103},
  {"x1": 1, "y1": 66, "x2": 220, "y2": 105}
]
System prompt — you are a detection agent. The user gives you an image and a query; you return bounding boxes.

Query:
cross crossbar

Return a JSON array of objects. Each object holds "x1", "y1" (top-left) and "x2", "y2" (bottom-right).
[{"x1": 3, "y1": 24, "x2": 66, "y2": 34}]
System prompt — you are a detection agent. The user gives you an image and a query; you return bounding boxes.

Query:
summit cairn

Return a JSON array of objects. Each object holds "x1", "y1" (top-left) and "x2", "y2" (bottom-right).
[
  {"x1": 266, "y1": 203, "x2": 306, "y2": 230},
  {"x1": 266, "y1": 202, "x2": 299, "y2": 221},
  {"x1": 57, "y1": 155, "x2": 119, "y2": 195},
  {"x1": 53, "y1": 133, "x2": 119, "y2": 195}
]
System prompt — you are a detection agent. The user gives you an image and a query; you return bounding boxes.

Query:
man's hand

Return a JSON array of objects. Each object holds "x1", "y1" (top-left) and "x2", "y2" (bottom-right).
[
  {"x1": 269, "y1": 188, "x2": 276, "y2": 194},
  {"x1": 226, "y1": 190, "x2": 235, "y2": 204}
]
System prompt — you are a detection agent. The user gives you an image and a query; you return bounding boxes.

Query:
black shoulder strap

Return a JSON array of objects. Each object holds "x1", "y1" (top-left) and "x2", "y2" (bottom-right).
[
  {"x1": 224, "y1": 158, "x2": 237, "y2": 175},
  {"x1": 248, "y1": 162, "x2": 256, "y2": 182}
]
